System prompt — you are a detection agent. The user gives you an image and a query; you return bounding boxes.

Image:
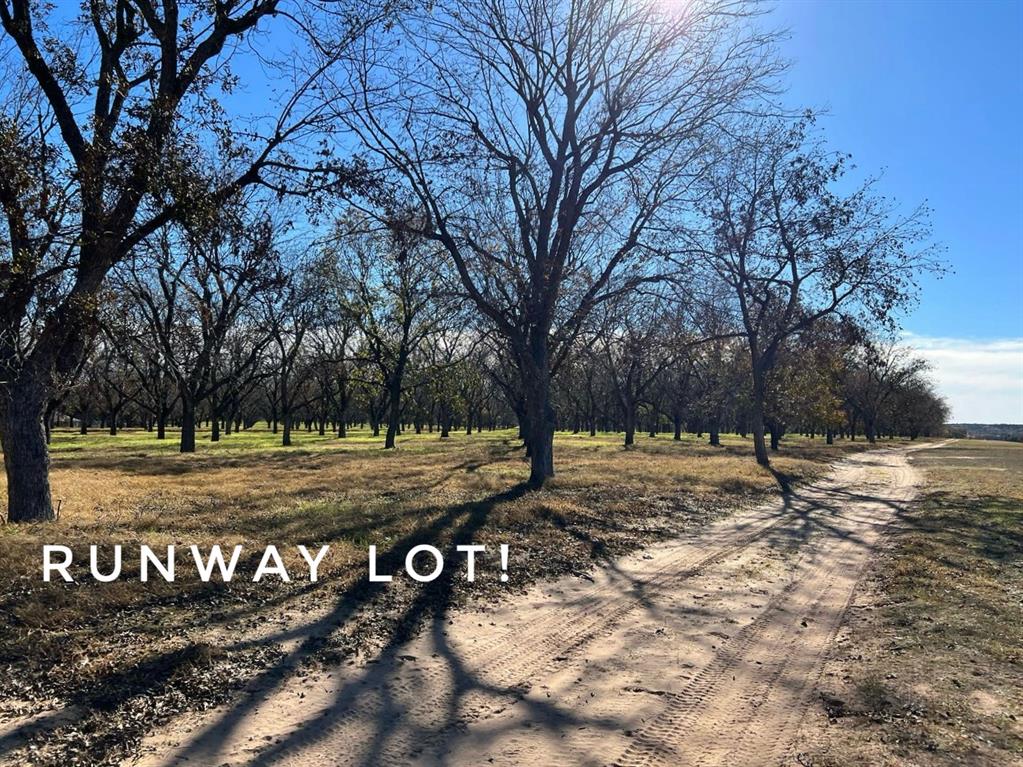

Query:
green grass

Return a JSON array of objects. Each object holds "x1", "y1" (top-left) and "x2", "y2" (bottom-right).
[{"x1": 46, "y1": 424, "x2": 807, "y2": 458}]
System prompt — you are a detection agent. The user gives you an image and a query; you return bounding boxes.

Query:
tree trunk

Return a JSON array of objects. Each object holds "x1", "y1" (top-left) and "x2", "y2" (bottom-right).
[
  {"x1": 384, "y1": 361, "x2": 405, "y2": 449},
  {"x1": 157, "y1": 407, "x2": 167, "y2": 440},
  {"x1": 529, "y1": 416, "x2": 554, "y2": 486},
  {"x1": 283, "y1": 413, "x2": 292, "y2": 446},
  {"x1": 525, "y1": 401, "x2": 554, "y2": 484},
  {"x1": 513, "y1": 395, "x2": 529, "y2": 444},
  {"x1": 522, "y1": 355, "x2": 555, "y2": 486},
  {"x1": 384, "y1": 405, "x2": 400, "y2": 448},
  {"x1": 623, "y1": 413, "x2": 636, "y2": 447},
  {"x1": 750, "y1": 366, "x2": 770, "y2": 466},
  {"x1": 180, "y1": 397, "x2": 197, "y2": 453},
  {"x1": 1, "y1": 379, "x2": 55, "y2": 522},
  {"x1": 522, "y1": 417, "x2": 532, "y2": 456},
  {"x1": 709, "y1": 419, "x2": 720, "y2": 446}
]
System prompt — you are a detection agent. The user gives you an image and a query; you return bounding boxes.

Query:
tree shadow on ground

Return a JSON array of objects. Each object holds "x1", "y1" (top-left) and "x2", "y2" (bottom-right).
[
  {"x1": 150, "y1": 481, "x2": 563, "y2": 765},
  {"x1": 1, "y1": 449, "x2": 946, "y2": 766},
  {"x1": 140, "y1": 456, "x2": 923, "y2": 766}
]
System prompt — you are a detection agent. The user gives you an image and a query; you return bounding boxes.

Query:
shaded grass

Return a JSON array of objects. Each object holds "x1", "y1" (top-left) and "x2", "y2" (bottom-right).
[
  {"x1": 0, "y1": 426, "x2": 885, "y2": 765},
  {"x1": 804, "y1": 439, "x2": 1023, "y2": 766}
]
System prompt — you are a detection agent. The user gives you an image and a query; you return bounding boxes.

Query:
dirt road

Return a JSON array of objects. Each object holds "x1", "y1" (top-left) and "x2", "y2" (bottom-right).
[{"x1": 133, "y1": 446, "x2": 929, "y2": 767}]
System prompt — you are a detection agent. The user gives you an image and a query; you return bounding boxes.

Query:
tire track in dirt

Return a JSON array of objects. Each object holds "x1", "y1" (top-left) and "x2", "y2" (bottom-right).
[
  {"x1": 609, "y1": 534, "x2": 862, "y2": 766},
  {"x1": 605, "y1": 450, "x2": 923, "y2": 767},
  {"x1": 166, "y1": 495, "x2": 805, "y2": 767},
  {"x1": 135, "y1": 467, "x2": 830, "y2": 767},
  {"x1": 134, "y1": 447, "x2": 927, "y2": 767}
]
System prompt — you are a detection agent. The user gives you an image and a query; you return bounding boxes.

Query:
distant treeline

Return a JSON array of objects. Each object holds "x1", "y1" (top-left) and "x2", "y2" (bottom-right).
[{"x1": 946, "y1": 424, "x2": 1023, "y2": 442}]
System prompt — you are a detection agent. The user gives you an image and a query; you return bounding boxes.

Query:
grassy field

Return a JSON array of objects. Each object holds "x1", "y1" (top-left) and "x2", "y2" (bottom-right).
[
  {"x1": 804, "y1": 439, "x2": 1023, "y2": 766},
  {"x1": 0, "y1": 426, "x2": 883, "y2": 765}
]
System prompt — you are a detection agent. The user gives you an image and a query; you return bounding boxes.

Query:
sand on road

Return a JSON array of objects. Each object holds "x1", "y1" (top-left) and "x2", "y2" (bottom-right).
[{"x1": 133, "y1": 445, "x2": 935, "y2": 767}]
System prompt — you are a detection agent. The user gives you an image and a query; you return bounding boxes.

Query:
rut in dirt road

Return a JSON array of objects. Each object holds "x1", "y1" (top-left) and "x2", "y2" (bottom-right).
[{"x1": 133, "y1": 446, "x2": 928, "y2": 767}]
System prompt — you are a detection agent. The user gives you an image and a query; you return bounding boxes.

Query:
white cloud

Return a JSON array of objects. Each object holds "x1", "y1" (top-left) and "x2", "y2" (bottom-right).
[{"x1": 901, "y1": 333, "x2": 1023, "y2": 424}]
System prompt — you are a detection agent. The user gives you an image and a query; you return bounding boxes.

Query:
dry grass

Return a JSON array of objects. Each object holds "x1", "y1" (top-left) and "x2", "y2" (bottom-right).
[
  {"x1": 803, "y1": 439, "x2": 1023, "y2": 766},
  {"x1": 0, "y1": 426, "x2": 880, "y2": 765}
]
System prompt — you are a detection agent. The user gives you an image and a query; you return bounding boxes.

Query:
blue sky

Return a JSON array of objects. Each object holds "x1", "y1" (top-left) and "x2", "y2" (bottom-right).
[{"x1": 771, "y1": 0, "x2": 1023, "y2": 421}]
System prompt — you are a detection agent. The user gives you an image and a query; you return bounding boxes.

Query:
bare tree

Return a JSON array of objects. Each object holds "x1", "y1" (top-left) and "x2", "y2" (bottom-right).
[
  {"x1": 122, "y1": 213, "x2": 283, "y2": 452},
  {"x1": 689, "y1": 117, "x2": 940, "y2": 466},
  {"x1": 262, "y1": 268, "x2": 321, "y2": 447},
  {"x1": 331, "y1": 219, "x2": 455, "y2": 449},
  {"x1": 688, "y1": 338, "x2": 746, "y2": 446},
  {"x1": 101, "y1": 297, "x2": 179, "y2": 439},
  {"x1": 594, "y1": 291, "x2": 680, "y2": 447},
  {"x1": 307, "y1": 258, "x2": 359, "y2": 437},
  {"x1": 334, "y1": 0, "x2": 779, "y2": 485},
  {"x1": 844, "y1": 338, "x2": 930, "y2": 444},
  {"x1": 91, "y1": 336, "x2": 139, "y2": 436}
]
